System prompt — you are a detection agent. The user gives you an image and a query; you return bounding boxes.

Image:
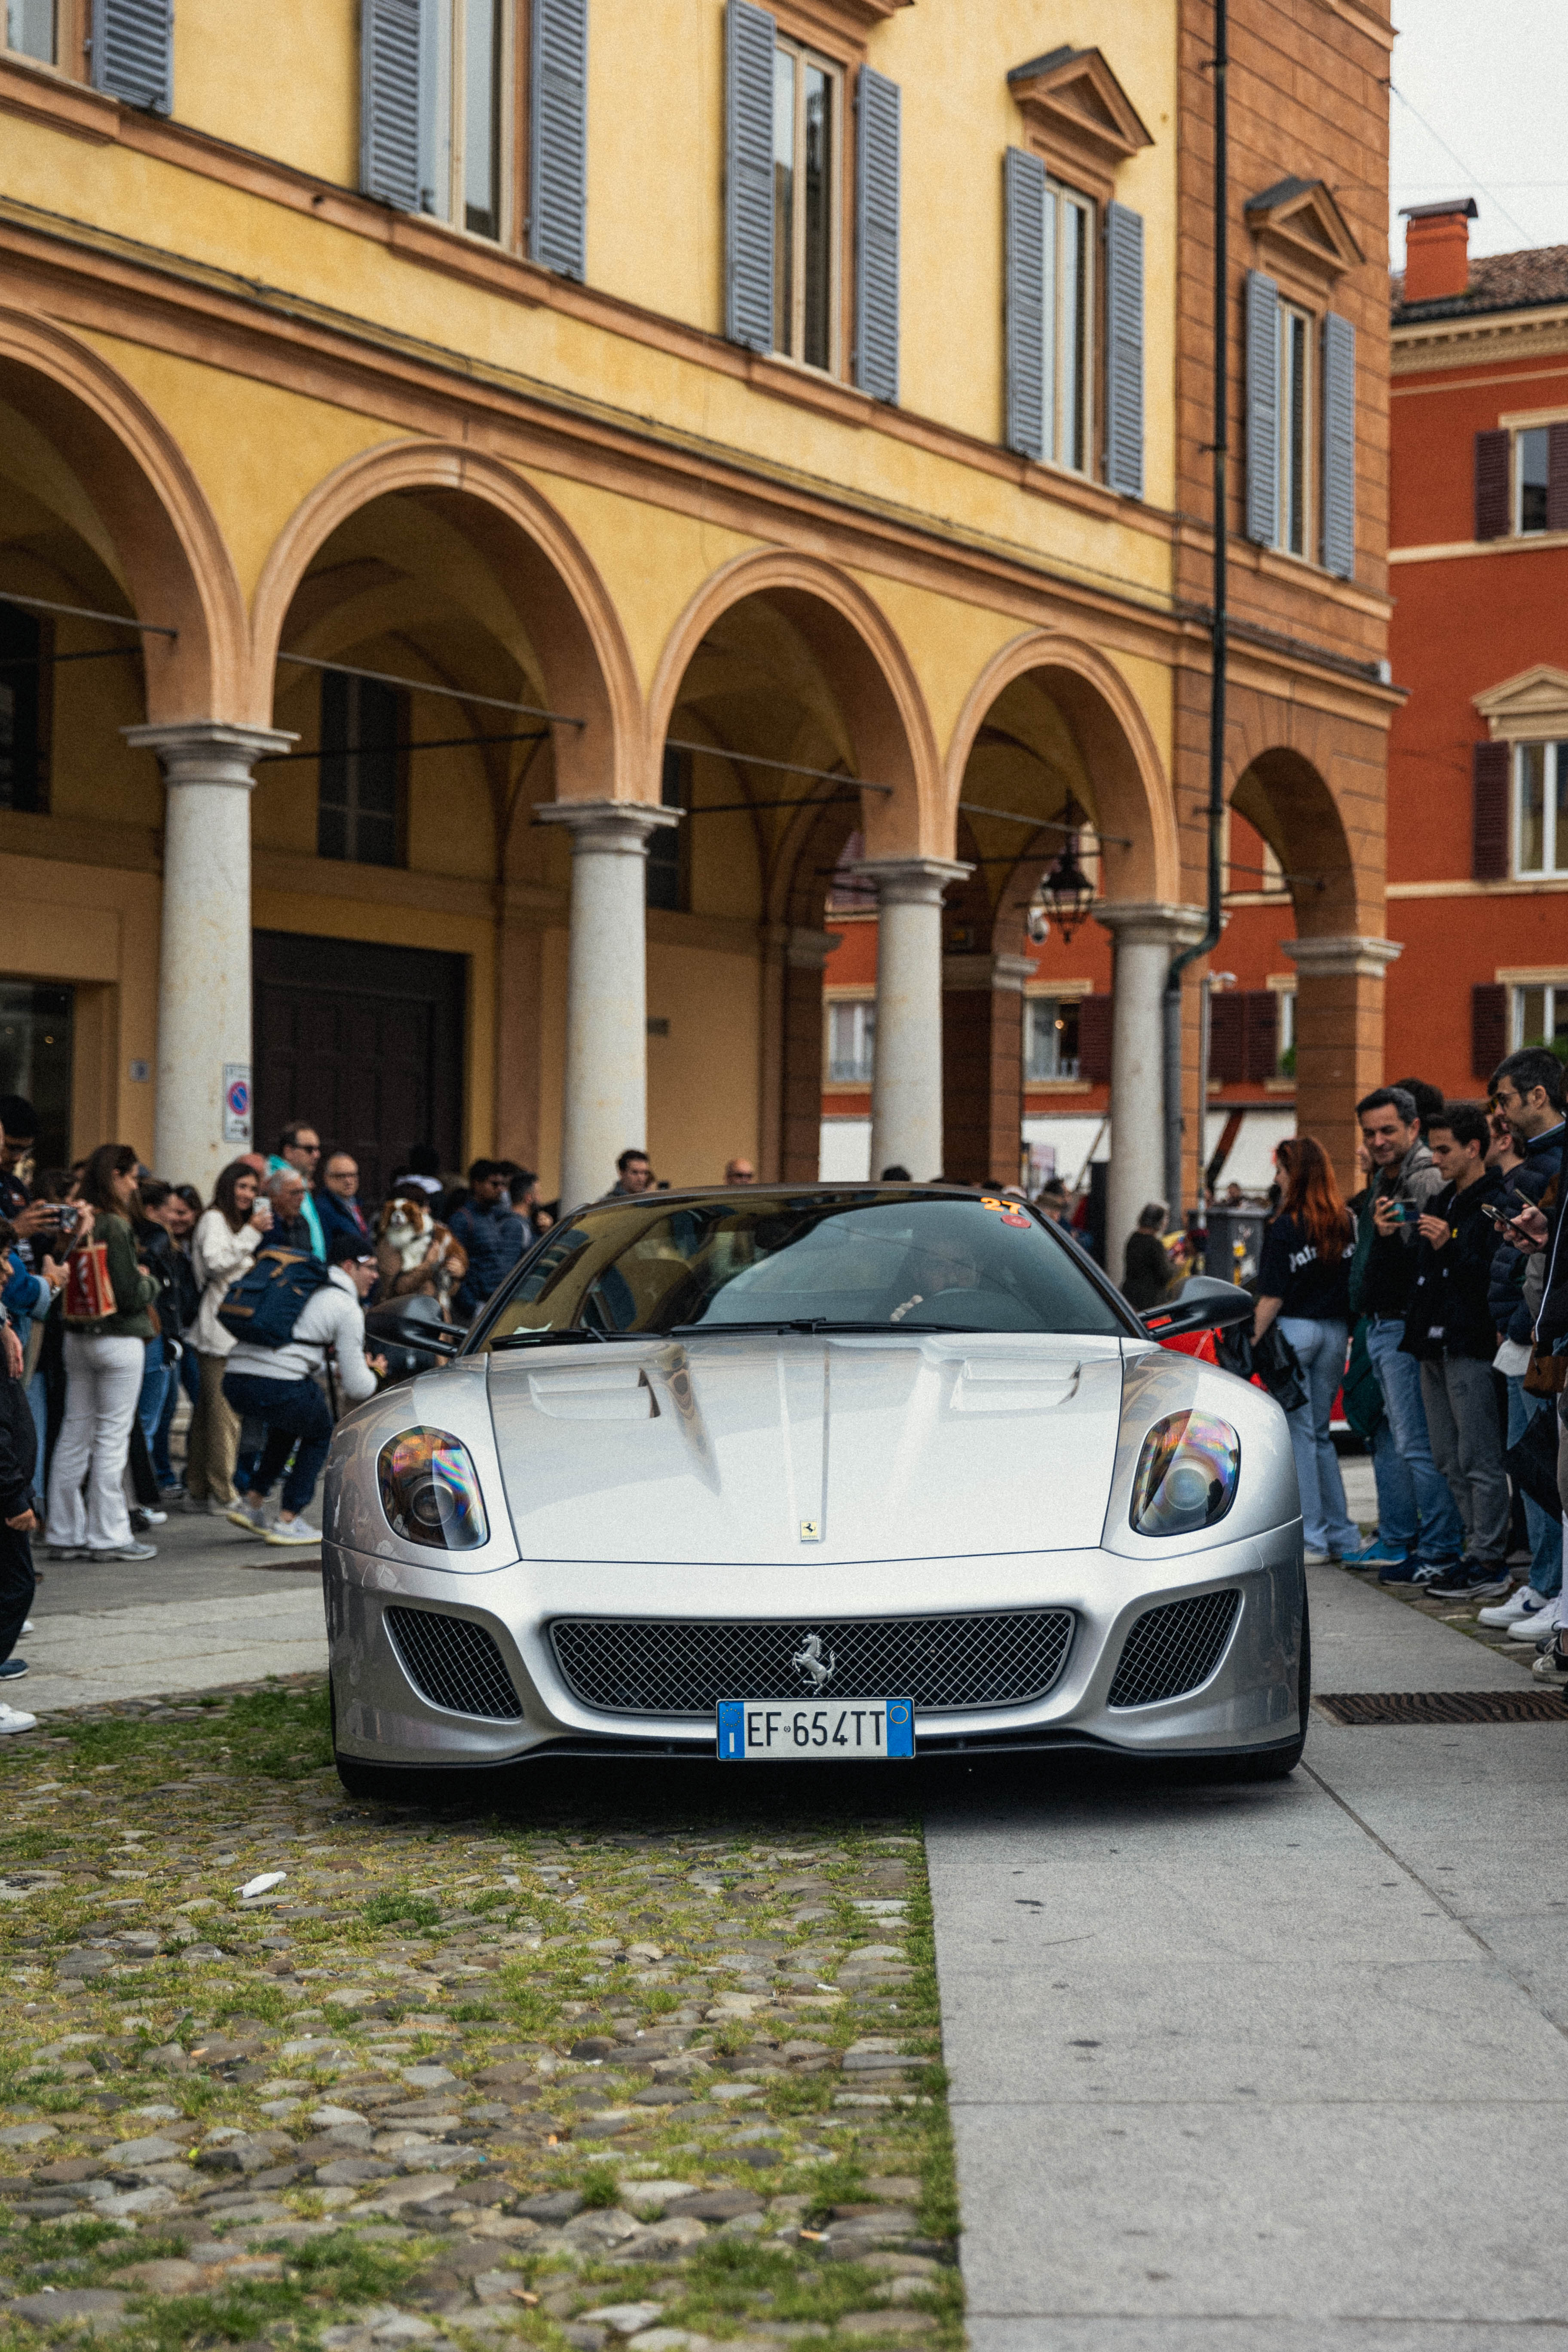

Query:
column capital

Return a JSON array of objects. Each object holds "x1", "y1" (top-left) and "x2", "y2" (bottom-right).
[
  {"x1": 125, "y1": 720, "x2": 296, "y2": 784},
  {"x1": 1283, "y1": 934, "x2": 1403, "y2": 980},
  {"x1": 852, "y1": 855, "x2": 972, "y2": 908},
  {"x1": 942, "y1": 952, "x2": 1037, "y2": 994},
  {"x1": 782, "y1": 925, "x2": 842, "y2": 971},
  {"x1": 536, "y1": 799, "x2": 680, "y2": 855},
  {"x1": 1093, "y1": 897, "x2": 1210, "y2": 949}
]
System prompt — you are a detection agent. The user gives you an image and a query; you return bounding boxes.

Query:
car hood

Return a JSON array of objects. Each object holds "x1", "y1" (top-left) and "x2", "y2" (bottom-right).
[{"x1": 485, "y1": 1329, "x2": 1127, "y2": 1565}]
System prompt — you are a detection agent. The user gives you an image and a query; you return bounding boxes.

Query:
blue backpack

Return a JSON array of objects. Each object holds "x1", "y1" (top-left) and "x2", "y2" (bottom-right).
[{"x1": 217, "y1": 1246, "x2": 334, "y2": 1348}]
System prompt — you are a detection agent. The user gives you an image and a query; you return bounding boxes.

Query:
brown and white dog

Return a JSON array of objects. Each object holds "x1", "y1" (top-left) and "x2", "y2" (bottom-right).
[{"x1": 376, "y1": 1194, "x2": 469, "y2": 1318}]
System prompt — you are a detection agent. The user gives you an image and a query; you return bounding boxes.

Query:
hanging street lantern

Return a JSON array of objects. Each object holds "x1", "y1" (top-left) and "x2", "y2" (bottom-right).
[{"x1": 1040, "y1": 797, "x2": 1096, "y2": 943}]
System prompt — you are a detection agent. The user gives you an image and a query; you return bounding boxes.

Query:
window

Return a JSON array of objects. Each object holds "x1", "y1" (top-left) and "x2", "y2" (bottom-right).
[
  {"x1": 827, "y1": 999, "x2": 875, "y2": 1084},
  {"x1": 1042, "y1": 178, "x2": 1094, "y2": 474},
  {"x1": 5, "y1": 0, "x2": 54, "y2": 61},
  {"x1": 318, "y1": 669, "x2": 404, "y2": 867},
  {"x1": 1514, "y1": 741, "x2": 1568, "y2": 878},
  {"x1": 1024, "y1": 997, "x2": 1080, "y2": 1082},
  {"x1": 420, "y1": 0, "x2": 505, "y2": 239},
  {"x1": 646, "y1": 747, "x2": 686, "y2": 912},
  {"x1": 772, "y1": 38, "x2": 839, "y2": 371},
  {"x1": 0, "y1": 981, "x2": 72, "y2": 1169},
  {"x1": 0, "y1": 601, "x2": 47, "y2": 813},
  {"x1": 1275, "y1": 987, "x2": 1295, "y2": 1078},
  {"x1": 1512, "y1": 984, "x2": 1568, "y2": 1052},
  {"x1": 1517, "y1": 427, "x2": 1550, "y2": 535},
  {"x1": 1277, "y1": 301, "x2": 1312, "y2": 557}
]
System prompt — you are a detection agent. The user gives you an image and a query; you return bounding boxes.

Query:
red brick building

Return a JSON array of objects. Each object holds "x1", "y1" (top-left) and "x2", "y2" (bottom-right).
[{"x1": 1387, "y1": 205, "x2": 1568, "y2": 1093}]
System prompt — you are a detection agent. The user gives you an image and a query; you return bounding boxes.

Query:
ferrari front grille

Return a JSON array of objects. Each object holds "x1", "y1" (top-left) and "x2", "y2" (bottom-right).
[
  {"x1": 548, "y1": 1610, "x2": 1075, "y2": 1716},
  {"x1": 1107, "y1": 1589, "x2": 1241, "y2": 1708},
  {"x1": 385, "y1": 1606, "x2": 524, "y2": 1721}
]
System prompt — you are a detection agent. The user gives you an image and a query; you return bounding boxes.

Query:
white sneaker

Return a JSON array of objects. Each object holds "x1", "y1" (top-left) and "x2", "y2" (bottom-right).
[
  {"x1": 86, "y1": 1541, "x2": 158, "y2": 1562},
  {"x1": 21, "y1": 1620, "x2": 33, "y2": 1633},
  {"x1": 227, "y1": 1501, "x2": 271, "y2": 1534},
  {"x1": 264, "y1": 1517, "x2": 322, "y2": 1547},
  {"x1": 1477, "y1": 1585, "x2": 1534, "y2": 1628},
  {"x1": 1507, "y1": 1599, "x2": 1559, "y2": 1640},
  {"x1": 0, "y1": 1701, "x2": 38, "y2": 1734}
]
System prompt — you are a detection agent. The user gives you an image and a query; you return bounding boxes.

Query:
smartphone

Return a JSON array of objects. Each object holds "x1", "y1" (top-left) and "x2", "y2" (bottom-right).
[
  {"x1": 1383, "y1": 1200, "x2": 1418, "y2": 1225},
  {"x1": 1480, "y1": 1202, "x2": 1508, "y2": 1227},
  {"x1": 54, "y1": 1203, "x2": 80, "y2": 1233}
]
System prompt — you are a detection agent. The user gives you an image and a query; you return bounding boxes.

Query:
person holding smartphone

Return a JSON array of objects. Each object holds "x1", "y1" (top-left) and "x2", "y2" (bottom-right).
[
  {"x1": 1347, "y1": 1085, "x2": 1466, "y2": 1580},
  {"x1": 186, "y1": 1161, "x2": 273, "y2": 1512}
]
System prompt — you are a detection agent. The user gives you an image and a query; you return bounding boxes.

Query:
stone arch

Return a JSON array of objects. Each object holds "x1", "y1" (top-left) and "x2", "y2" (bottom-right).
[
  {"x1": 648, "y1": 548, "x2": 942, "y2": 860},
  {"x1": 250, "y1": 440, "x2": 644, "y2": 801},
  {"x1": 1227, "y1": 737, "x2": 1361, "y2": 937},
  {"x1": 0, "y1": 309, "x2": 247, "y2": 722},
  {"x1": 943, "y1": 628, "x2": 1179, "y2": 905}
]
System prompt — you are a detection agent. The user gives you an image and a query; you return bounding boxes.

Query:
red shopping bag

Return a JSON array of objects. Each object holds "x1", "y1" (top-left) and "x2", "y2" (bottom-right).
[{"x1": 63, "y1": 1241, "x2": 116, "y2": 1324}]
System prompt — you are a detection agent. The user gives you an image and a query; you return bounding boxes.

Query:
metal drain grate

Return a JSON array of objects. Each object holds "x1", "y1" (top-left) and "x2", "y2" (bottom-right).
[
  {"x1": 384, "y1": 1606, "x2": 524, "y2": 1721},
  {"x1": 1315, "y1": 1689, "x2": 1568, "y2": 1726},
  {"x1": 1108, "y1": 1589, "x2": 1241, "y2": 1709}
]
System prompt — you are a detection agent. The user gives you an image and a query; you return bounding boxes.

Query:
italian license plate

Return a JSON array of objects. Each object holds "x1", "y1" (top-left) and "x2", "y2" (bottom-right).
[{"x1": 716, "y1": 1700, "x2": 915, "y2": 1761}]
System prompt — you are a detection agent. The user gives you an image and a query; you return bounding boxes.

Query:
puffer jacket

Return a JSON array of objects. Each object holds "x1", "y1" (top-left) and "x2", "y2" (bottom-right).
[{"x1": 190, "y1": 1208, "x2": 262, "y2": 1357}]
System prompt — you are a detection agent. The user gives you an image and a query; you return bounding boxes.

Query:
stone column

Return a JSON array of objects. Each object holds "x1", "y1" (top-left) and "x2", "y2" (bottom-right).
[
  {"x1": 1284, "y1": 934, "x2": 1402, "y2": 1191},
  {"x1": 775, "y1": 926, "x2": 841, "y2": 1182},
  {"x1": 536, "y1": 801, "x2": 680, "y2": 1214},
  {"x1": 1095, "y1": 900, "x2": 1208, "y2": 1280},
  {"x1": 126, "y1": 720, "x2": 294, "y2": 1197},
  {"x1": 855, "y1": 857, "x2": 971, "y2": 1181},
  {"x1": 941, "y1": 952, "x2": 1036, "y2": 1187}
]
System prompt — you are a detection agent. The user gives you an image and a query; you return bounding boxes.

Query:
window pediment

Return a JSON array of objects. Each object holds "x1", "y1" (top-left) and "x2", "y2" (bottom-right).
[
  {"x1": 1475, "y1": 665, "x2": 1568, "y2": 741},
  {"x1": 1245, "y1": 177, "x2": 1363, "y2": 285},
  {"x1": 772, "y1": 0, "x2": 911, "y2": 56},
  {"x1": 1007, "y1": 45, "x2": 1153, "y2": 198}
]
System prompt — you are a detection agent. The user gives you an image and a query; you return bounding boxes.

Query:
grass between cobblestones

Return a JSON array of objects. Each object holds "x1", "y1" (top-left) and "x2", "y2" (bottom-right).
[{"x1": 0, "y1": 1678, "x2": 962, "y2": 2352}]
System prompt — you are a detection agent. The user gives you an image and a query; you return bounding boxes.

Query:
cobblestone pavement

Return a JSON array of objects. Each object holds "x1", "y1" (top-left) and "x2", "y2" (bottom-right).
[{"x1": 0, "y1": 1690, "x2": 959, "y2": 2352}]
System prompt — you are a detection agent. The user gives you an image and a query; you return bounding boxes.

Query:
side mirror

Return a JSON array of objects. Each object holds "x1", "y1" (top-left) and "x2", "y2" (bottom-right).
[
  {"x1": 364, "y1": 1304, "x2": 463, "y2": 1358},
  {"x1": 1140, "y1": 1277, "x2": 1255, "y2": 1342}
]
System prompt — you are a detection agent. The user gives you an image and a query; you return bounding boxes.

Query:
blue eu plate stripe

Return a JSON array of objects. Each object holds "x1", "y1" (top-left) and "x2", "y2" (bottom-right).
[
  {"x1": 885, "y1": 1700, "x2": 914, "y2": 1758},
  {"x1": 717, "y1": 1700, "x2": 747, "y2": 1760}
]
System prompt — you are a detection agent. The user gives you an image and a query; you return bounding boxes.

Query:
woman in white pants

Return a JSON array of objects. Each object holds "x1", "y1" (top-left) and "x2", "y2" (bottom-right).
[{"x1": 45, "y1": 1145, "x2": 159, "y2": 1563}]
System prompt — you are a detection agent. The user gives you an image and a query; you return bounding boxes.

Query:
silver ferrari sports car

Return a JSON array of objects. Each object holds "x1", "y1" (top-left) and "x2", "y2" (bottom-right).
[{"x1": 322, "y1": 1185, "x2": 1307, "y2": 1795}]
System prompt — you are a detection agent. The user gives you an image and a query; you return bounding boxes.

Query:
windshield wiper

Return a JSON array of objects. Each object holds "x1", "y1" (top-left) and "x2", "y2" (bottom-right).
[
  {"x1": 667, "y1": 1318, "x2": 979, "y2": 1336},
  {"x1": 490, "y1": 1326, "x2": 645, "y2": 1348}
]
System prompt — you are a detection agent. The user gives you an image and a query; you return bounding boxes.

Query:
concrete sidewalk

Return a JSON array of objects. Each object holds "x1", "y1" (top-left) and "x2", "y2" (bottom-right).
[
  {"x1": 928, "y1": 1566, "x2": 1568, "y2": 2349},
  {"x1": 19, "y1": 1507, "x2": 327, "y2": 1712}
]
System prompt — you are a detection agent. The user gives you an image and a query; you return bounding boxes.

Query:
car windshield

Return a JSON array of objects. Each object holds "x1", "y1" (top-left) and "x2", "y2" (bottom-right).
[{"x1": 472, "y1": 1188, "x2": 1126, "y2": 1346}]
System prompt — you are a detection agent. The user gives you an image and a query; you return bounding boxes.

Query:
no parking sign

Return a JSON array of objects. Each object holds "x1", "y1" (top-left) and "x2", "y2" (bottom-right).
[{"x1": 222, "y1": 1063, "x2": 252, "y2": 1144}]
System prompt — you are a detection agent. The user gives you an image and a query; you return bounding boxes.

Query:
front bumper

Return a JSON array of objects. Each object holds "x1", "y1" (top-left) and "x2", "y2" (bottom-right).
[{"x1": 324, "y1": 1524, "x2": 1305, "y2": 1770}]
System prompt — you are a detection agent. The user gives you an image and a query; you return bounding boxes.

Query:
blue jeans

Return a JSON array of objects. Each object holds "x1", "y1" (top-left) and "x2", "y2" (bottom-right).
[
  {"x1": 1279, "y1": 1317, "x2": 1360, "y2": 1554},
  {"x1": 221, "y1": 1371, "x2": 333, "y2": 1518},
  {"x1": 1507, "y1": 1375, "x2": 1563, "y2": 1597},
  {"x1": 1366, "y1": 1315, "x2": 1466, "y2": 1562},
  {"x1": 153, "y1": 1344, "x2": 201, "y2": 1488},
  {"x1": 1368, "y1": 1415, "x2": 1418, "y2": 1552},
  {"x1": 137, "y1": 1338, "x2": 173, "y2": 1460}
]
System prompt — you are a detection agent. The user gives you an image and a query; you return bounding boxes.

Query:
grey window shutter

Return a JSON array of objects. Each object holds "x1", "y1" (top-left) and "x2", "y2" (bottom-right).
[
  {"x1": 1104, "y1": 201, "x2": 1145, "y2": 498},
  {"x1": 1004, "y1": 147, "x2": 1045, "y2": 461},
  {"x1": 1244, "y1": 269, "x2": 1279, "y2": 546},
  {"x1": 1473, "y1": 429, "x2": 1509, "y2": 541},
  {"x1": 360, "y1": 0, "x2": 422, "y2": 212},
  {"x1": 1321, "y1": 309, "x2": 1356, "y2": 579},
  {"x1": 854, "y1": 66, "x2": 900, "y2": 403},
  {"x1": 530, "y1": 0, "x2": 588, "y2": 279},
  {"x1": 92, "y1": 0, "x2": 172, "y2": 112},
  {"x1": 725, "y1": 0, "x2": 775, "y2": 353}
]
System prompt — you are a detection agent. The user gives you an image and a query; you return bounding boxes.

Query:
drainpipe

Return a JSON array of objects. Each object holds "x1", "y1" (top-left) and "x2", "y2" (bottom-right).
[{"x1": 1162, "y1": 0, "x2": 1228, "y2": 1214}]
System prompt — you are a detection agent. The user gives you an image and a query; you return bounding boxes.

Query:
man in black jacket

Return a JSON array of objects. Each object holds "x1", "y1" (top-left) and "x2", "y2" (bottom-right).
[
  {"x1": 1482, "y1": 1053, "x2": 1565, "y2": 1633},
  {"x1": 1401, "y1": 1103, "x2": 1510, "y2": 1601}
]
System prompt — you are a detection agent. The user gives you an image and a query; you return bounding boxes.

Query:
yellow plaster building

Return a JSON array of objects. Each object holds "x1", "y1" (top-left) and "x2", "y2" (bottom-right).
[{"x1": 0, "y1": 0, "x2": 1394, "y2": 1250}]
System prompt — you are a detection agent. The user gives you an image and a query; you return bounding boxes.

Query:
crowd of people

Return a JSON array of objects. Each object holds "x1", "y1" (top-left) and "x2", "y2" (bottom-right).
[
  {"x1": 1121, "y1": 1050, "x2": 1568, "y2": 1678},
  {"x1": 5, "y1": 1075, "x2": 1565, "y2": 1738}
]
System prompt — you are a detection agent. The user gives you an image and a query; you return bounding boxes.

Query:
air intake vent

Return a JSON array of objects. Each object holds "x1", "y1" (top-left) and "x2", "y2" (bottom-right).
[
  {"x1": 550, "y1": 1610, "x2": 1075, "y2": 1717},
  {"x1": 385, "y1": 1606, "x2": 523, "y2": 1721},
  {"x1": 1108, "y1": 1589, "x2": 1241, "y2": 1709}
]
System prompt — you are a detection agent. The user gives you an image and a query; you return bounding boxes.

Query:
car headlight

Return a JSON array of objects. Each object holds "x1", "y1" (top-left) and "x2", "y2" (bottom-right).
[
  {"x1": 1130, "y1": 1411, "x2": 1240, "y2": 1537},
  {"x1": 377, "y1": 1427, "x2": 489, "y2": 1551}
]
